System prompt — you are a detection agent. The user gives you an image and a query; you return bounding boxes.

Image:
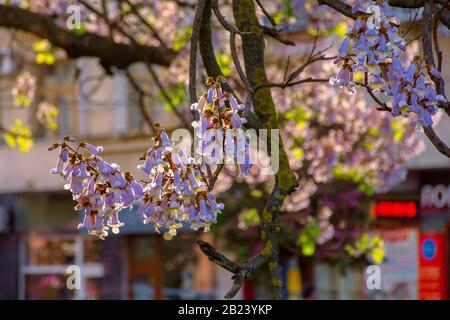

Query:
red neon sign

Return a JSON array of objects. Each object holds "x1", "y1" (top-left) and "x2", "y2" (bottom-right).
[{"x1": 374, "y1": 201, "x2": 417, "y2": 218}]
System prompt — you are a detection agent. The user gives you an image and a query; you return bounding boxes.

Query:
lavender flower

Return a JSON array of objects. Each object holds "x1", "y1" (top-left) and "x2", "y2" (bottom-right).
[{"x1": 331, "y1": 0, "x2": 447, "y2": 127}]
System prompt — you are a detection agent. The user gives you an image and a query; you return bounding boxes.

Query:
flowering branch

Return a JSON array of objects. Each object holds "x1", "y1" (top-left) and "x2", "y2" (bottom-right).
[
  {"x1": 183, "y1": 0, "x2": 299, "y2": 299},
  {"x1": 423, "y1": 1, "x2": 449, "y2": 115},
  {"x1": 189, "y1": 0, "x2": 207, "y2": 107},
  {"x1": 318, "y1": 0, "x2": 425, "y2": 19},
  {"x1": 325, "y1": 0, "x2": 450, "y2": 159},
  {"x1": 198, "y1": 0, "x2": 261, "y2": 129}
]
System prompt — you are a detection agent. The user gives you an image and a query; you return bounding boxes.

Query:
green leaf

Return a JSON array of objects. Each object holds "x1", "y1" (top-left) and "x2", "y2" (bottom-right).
[
  {"x1": 217, "y1": 52, "x2": 232, "y2": 77},
  {"x1": 301, "y1": 240, "x2": 316, "y2": 256},
  {"x1": 32, "y1": 39, "x2": 51, "y2": 53},
  {"x1": 367, "y1": 127, "x2": 380, "y2": 138},
  {"x1": 239, "y1": 208, "x2": 260, "y2": 229},
  {"x1": 172, "y1": 26, "x2": 192, "y2": 52},
  {"x1": 159, "y1": 83, "x2": 186, "y2": 112},
  {"x1": 3, "y1": 119, "x2": 33, "y2": 152},
  {"x1": 332, "y1": 22, "x2": 348, "y2": 38},
  {"x1": 308, "y1": 224, "x2": 321, "y2": 238},
  {"x1": 369, "y1": 247, "x2": 385, "y2": 265},
  {"x1": 358, "y1": 184, "x2": 375, "y2": 196},
  {"x1": 283, "y1": 0, "x2": 295, "y2": 18},
  {"x1": 391, "y1": 118, "x2": 406, "y2": 142},
  {"x1": 72, "y1": 25, "x2": 86, "y2": 36},
  {"x1": 250, "y1": 189, "x2": 263, "y2": 198},
  {"x1": 14, "y1": 95, "x2": 30, "y2": 108},
  {"x1": 292, "y1": 147, "x2": 304, "y2": 160},
  {"x1": 344, "y1": 244, "x2": 355, "y2": 256},
  {"x1": 36, "y1": 52, "x2": 55, "y2": 65}
]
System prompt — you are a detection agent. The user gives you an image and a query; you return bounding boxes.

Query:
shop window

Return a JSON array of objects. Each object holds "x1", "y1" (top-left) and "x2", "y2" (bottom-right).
[
  {"x1": 19, "y1": 235, "x2": 104, "y2": 300},
  {"x1": 126, "y1": 233, "x2": 216, "y2": 300},
  {"x1": 128, "y1": 235, "x2": 161, "y2": 300},
  {"x1": 162, "y1": 233, "x2": 215, "y2": 300}
]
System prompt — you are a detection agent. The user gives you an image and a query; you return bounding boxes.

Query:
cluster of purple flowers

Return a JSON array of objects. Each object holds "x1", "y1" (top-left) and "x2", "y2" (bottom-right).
[
  {"x1": 50, "y1": 140, "x2": 143, "y2": 239},
  {"x1": 136, "y1": 127, "x2": 224, "y2": 240},
  {"x1": 50, "y1": 79, "x2": 254, "y2": 240},
  {"x1": 332, "y1": 0, "x2": 446, "y2": 127},
  {"x1": 191, "y1": 77, "x2": 252, "y2": 175}
]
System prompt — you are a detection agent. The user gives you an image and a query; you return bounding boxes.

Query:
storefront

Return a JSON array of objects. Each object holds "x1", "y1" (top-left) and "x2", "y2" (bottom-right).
[
  {"x1": 368, "y1": 169, "x2": 450, "y2": 300},
  {"x1": 0, "y1": 192, "x2": 216, "y2": 300}
]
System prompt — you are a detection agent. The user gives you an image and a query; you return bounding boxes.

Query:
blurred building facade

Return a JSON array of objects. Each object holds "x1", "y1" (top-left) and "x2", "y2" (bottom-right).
[
  {"x1": 0, "y1": 29, "x2": 223, "y2": 300},
  {"x1": 3, "y1": 10, "x2": 450, "y2": 301}
]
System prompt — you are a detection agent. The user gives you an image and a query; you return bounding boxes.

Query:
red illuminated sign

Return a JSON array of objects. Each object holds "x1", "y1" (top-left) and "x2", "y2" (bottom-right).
[{"x1": 374, "y1": 201, "x2": 417, "y2": 218}]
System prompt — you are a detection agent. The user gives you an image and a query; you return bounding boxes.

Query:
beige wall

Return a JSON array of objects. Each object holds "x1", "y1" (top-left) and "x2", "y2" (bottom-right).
[{"x1": 0, "y1": 137, "x2": 151, "y2": 194}]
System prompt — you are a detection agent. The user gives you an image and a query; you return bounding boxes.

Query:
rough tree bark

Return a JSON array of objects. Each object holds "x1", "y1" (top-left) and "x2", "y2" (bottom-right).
[{"x1": 232, "y1": 0, "x2": 298, "y2": 300}]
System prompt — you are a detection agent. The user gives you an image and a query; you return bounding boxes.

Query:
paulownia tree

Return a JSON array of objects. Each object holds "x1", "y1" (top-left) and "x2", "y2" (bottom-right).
[{"x1": 0, "y1": 0, "x2": 448, "y2": 299}]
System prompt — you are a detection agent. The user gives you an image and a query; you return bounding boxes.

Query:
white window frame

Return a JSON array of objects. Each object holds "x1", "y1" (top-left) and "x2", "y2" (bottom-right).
[{"x1": 18, "y1": 234, "x2": 104, "y2": 300}]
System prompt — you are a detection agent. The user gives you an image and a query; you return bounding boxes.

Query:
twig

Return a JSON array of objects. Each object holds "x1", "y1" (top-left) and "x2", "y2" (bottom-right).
[
  {"x1": 431, "y1": 3, "x2": 445, "y2": 94},
  {"x1": 198, "y1": 0, "x2": 260, "y2": 129},
  {"x1": 197, "y1": 239, "x2": 268, "y2": 299},
  {"x1": 361, "y1": 74, "x2": 392, "y2": 112},
  {"x1": 255, "y1": 0, "x2": 277, "y2": 26},
  {"x1": 283, "y1": 56, "x2": 291, "y2": 84},
  {"x1": 232, "y1": 0, "x2": 298, "y2": 299},
  {"x1": 230, "y1": 32, "x2": 254, "y2": 92},
  {"x1": 189, "y1": 0, "x2": 207, "y2": 111},
  {"x1": 254, "y1": 77, "x2": 329, "y2": 91},
  {"x1": 211, "y1": 0, "x2": 254, "y2": 92},
  {"x1": 262, "y1": 26, "x2": 296, "y2": 46},
  {"x1": 253, "y1": 39, "x2": 334, "y2": 92},
  {"x1": 424, "y1": 2, "x2": 450, "y2": 115},
  {"x1": 423, "y1": 2, "x2": 437, "y2": 72},
  {"x1": 146, "y1": 65, "x2": 191, "y2": 128},
  {"x1": 423, "y1": 126, "x2": 450, "y2": 157},
  {"x1": 125, "y1": 70, "x2": 156, "y2": 133},
  {"x1": 211, "y1": 0, "x2": 252, "y2": 36},
  {"x1": 122, "y1": 0, "x2": 170, "y2": 50}
]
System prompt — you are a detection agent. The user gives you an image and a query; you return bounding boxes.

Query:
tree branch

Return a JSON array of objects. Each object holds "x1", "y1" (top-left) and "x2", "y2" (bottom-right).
[
  {"x1": 317, "y1": 0, "x2": 363, "y2": 19},
  {"x1": 0, "y1": 4, "x2": 175, "y2": 69},
  {"x1": 125, "y1": 70, "x2": 156, "y2": 133},
  {"x1": 423, "y1": 125, "x2": 450, "y2": 157},
  {"x1": 262, "y1": 26, "x2": 296, "y2": 46},
  {"x1": 233, "y1": 0, "x2": 298, "y2": 299},
  {"x1": 199, "y1": 0, "x2": 260, "y2": 129},
  {"x1": 253, "y1": 40, "x2": 335, "y2": 92},
  {"x1": 189, "y1": 0, "x2": 207, "y2": 110},
  {"x1": 211, "y1": 0, "x2": 254, "y2": 92},
  {"x1": 255, "y1": 0, "x2": 277, "y2": 26},
  {"x1": 122, "y1": 0, "x2": 170, "y2": 50},
  {"x1": 146, "y1": 65, "x2": 191, "y2": 129},
  {"x1": 197, "y1": 239, "x2": 269, "y2": 299},
  {"x1": 254, "y1": 77, "x2": 329, "y2": 91}
]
